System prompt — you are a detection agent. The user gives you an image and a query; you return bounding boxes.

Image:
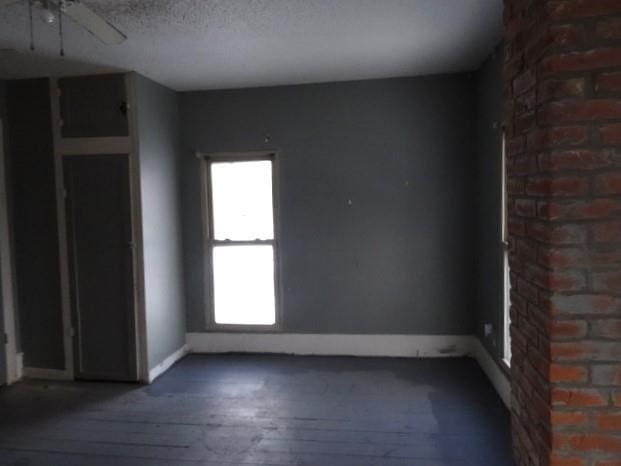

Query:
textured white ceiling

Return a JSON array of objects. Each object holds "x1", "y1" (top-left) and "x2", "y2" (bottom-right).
[{"x1": 0, "y1": 0, "x2": 503, "y2": 91}]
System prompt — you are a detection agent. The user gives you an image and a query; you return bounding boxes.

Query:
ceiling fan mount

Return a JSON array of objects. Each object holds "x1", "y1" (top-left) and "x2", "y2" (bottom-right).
[{"x1": 1, "y1": 0, "x2": 127, "y2": 48}]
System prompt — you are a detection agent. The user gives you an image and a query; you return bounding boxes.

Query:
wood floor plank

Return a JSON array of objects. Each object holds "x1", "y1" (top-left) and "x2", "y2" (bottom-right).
[{"x1": 0, "y1": 354, "x2": 512, "y2": 466}]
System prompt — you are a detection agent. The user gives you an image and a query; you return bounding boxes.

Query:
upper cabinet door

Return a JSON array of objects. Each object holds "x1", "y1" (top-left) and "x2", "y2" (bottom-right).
[{"x1": 59, "y1": 74, "x2": 129, "y2": 138}]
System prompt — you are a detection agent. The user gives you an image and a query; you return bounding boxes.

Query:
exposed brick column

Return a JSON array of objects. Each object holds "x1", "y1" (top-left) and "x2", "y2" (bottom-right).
[{"x1": 504, "y1": 1, "x2": 621, "y2": 465}]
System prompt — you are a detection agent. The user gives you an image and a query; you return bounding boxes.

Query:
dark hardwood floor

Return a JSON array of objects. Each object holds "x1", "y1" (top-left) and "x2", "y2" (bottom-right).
[{"x1": 0, "y1": 354, "x2": 513, "y2": 466}]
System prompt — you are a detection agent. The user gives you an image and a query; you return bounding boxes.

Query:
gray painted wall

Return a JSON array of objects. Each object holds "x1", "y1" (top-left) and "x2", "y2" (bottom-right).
[
  {"x1": 133, "y1": 74, "x2": 187, "y2": 369},
  {"x1": 180, "y1": 75, "x2": 477, "y2": 335},
  {"x1": 6, "y1": 78, "x2": 65, "y2": 369},
  {"x1": 474, "y1": 45, "x2": 505, "y2": 359}
]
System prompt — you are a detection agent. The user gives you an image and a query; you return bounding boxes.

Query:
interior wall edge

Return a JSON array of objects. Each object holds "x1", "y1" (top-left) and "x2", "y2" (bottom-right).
[{"x1": 147, "y1": 344, "x2": 188, "y2": 383}]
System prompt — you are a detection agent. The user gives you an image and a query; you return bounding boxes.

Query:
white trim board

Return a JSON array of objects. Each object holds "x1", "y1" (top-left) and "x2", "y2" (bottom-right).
[
  {"x1": 148, "y1": 345, "x2": 188, "y2": 383},
  {"x1": 471, "y1": 338, "x2": 511, "y2": 408},
  {"x1": 187, "y1": 333, "x2": 472, "y2": 358},
  {"x1": 0, "y1": 119, "x2": 19, "y2": 385},
  {"x1": 23, "y1": 367, "x2": 73, "y2": 381}
]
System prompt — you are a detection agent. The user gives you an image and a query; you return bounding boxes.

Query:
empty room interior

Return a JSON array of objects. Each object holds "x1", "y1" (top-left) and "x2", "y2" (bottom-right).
[{"x1": 1, "y1": 1, "x2": 620, "y2": 465}]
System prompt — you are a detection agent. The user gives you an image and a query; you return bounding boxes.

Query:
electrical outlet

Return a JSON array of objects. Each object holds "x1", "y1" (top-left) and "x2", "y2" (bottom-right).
[{"x1": 484, "y1": 323, "x2": 493, "y2": 337}]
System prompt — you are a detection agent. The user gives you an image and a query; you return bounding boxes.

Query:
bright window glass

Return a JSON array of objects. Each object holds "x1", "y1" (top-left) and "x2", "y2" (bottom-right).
[
  {"x1": 211, "y1": 161, "x2": 274, "y2": 241},
  {"x1": 212, "y1": 245, "x2": 276, "y2": 325}
]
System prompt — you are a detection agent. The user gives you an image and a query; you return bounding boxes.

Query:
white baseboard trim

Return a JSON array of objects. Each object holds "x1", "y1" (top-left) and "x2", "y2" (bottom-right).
[
  {"x1": 187, "y1": 333, "x2": 511, "y2": 406},
  {"x1": 186, "y1": 333, "x2": 472, "y2": 358},
  {"x1": 23, "y1": 366, "x2": 72, "y2": 381},
  {"x1": 148, "y1": 344, "x2": 188, "y2": 383},
  {"x1": 471, "y1": 338, "x2": 511, "y2": 408}
]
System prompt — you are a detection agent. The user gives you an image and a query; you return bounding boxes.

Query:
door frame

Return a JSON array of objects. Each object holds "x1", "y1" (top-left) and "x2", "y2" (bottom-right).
[
  {"x1": 0, "y1": 118, "x2": 20, "y2": 384},
  {"x1": 63, "y1": 154, "x2": 138, "y2": 381},
  {"x1": 49, "y1": 76, "x2": 147, "y2": 381}
]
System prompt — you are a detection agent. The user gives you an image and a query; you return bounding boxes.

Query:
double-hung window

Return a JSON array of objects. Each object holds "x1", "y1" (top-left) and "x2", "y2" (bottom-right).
[{"x1": 202, "y1": 152, "x2": 278, "y2": 327}]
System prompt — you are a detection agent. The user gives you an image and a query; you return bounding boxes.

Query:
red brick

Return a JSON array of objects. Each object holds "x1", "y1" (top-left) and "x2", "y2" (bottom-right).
[
  {"x1": 597, "y1": 72, "x2": 621, "y2": 93},
  {"x1": 514, "y1": 111, "x2": 536, "y2": 134},
  {"x1": 540, "y1": 100, "x2": 621, "y2": 124},
  {"x1": 516, "y1": 238, "x2": 537, "y2": 261},
  {"x1": 547, "y1": 294, "x2": 621, "y2": 316},
  {"x1": 507, "y1": 176, "x2": 525, "y2": 195},
  {"x1": 539, "y1": 199, "x2": 621, "y2": 221},
  {"x1": 591, "y1": 319, "x2": 621, "y2": 339},
  {"x1": 505, "y1": 54, "x2": 525, "y2": 82},
  {"x1": 506, "y1": 135, "x2": 526, "y2": 157},
  {"x1": 539, "y1": 149, "x2": 615, "y2": 171},
  {"x1": 552, "y1": 341, "x2": 621, "y2": 361},
  {"x1": 539, "y1": 77, "x2": 587, "y2": 103},
  {"x1": 527, "y1": 266, "x2": 586, "y2": 291},
  {"x1": 541, "y1": 48, "x2": 621, "y2": 75},
  {"x1": 539, "y1": 247, "x2": 584, "y2": 268},
  {"x1": 592, "y1": 221, "x2": 621, "y2": 243},
  {"x1": 514, "y1": 69, "x2": 536, "y2": 96},
  {"x1": 515, "y1": 89, "x2": 536, "y2": 115},
  {"x1": 550, "y1": 455, "x2": 586, "y2": 466},
  {"x1": 550, "y1": 270, "x2": 586, "y2": 291},
  {"x1": 516, "y1": 276, "x2": 540, "y2": 304},
  {"x1": 546, "y1": 0, "x2": 621, "y2": 19},
  {"x1": 526, "y1": 176, "x2": 588, "y2": 197},
  {"x1": 550, "y1": 320, "x2": 588, "y2": 339},
  {"x1": 592, "y1": 365, "x2": 621, "y2": 385},
  {"x1": 597, "y1": 17, "x2": 621, "y2": 39},
  {"x1": 592, "y1": 270, "x2": 621, "y2": 293},
  {"x1": 551, "y1": 410, "x2": 588, "y2": 428},
  {"x1": 553, "y1": 433, "x2": 621, "y2": 453},
  {"x1": 528, "y1": 126, "x2": 588, "y2": 151},
  {"x1": 549, "y1": 23, "x2": 587, "y2": 47},
  {"x1": 601, "y1": 123, "x2": 621, "y2": 145},
  {"x1": 552, "y1": 388, "x2": 608, "y2": 407},
  {"x1": 595, "y1": 413, "x2": 621, "y2": 431},
  {"x1": 509, "y1": 217, "x2": 526, "y2": 236},
  {"x1": 509, "y1": 155, "x2": 538, "y2": 175},
  {"x1": 527, "y1": 222, "x2": 587, "y2": 245},
  {"x1": 550, "y1": 364, "x2": 588, "y2": 383},
  {"x1": 513, "y1": 198, "x2": 537, "y2": 217},
  {"x1": 589, "y1": 250, "x2": 621, "y2": 266},
  {"x1": 595, "y1": 172, "x2": 621, "y2": 194},
  {"x1": 595, "y1": 460, "x2": 621, "y2": 466}
]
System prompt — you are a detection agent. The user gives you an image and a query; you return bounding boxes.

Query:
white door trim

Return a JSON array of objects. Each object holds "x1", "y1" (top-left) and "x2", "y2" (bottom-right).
[
  {"x1": 49, "y1": 75, "x2": 147, "y2": 382},
  {"x1": 49, "y1": 78, "x2": 76, "y2": 379},
  {"x1": 0, "y1": 119, "x2": 20, "y2": 384}
]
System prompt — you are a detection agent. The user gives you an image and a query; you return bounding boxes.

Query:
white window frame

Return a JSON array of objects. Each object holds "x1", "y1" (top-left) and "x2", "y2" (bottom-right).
[
  {"x1": 501, "y1": 134, "x2": 511, "y2": 367},
  {"x1": 199, "y1": 151, "x2": 282, "y2": 331}
]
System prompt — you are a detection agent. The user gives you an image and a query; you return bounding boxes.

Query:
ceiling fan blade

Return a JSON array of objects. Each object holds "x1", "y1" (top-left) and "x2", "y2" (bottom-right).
[{"x1": 62, "y1": 1, "x2": 126, "y2": 45}]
